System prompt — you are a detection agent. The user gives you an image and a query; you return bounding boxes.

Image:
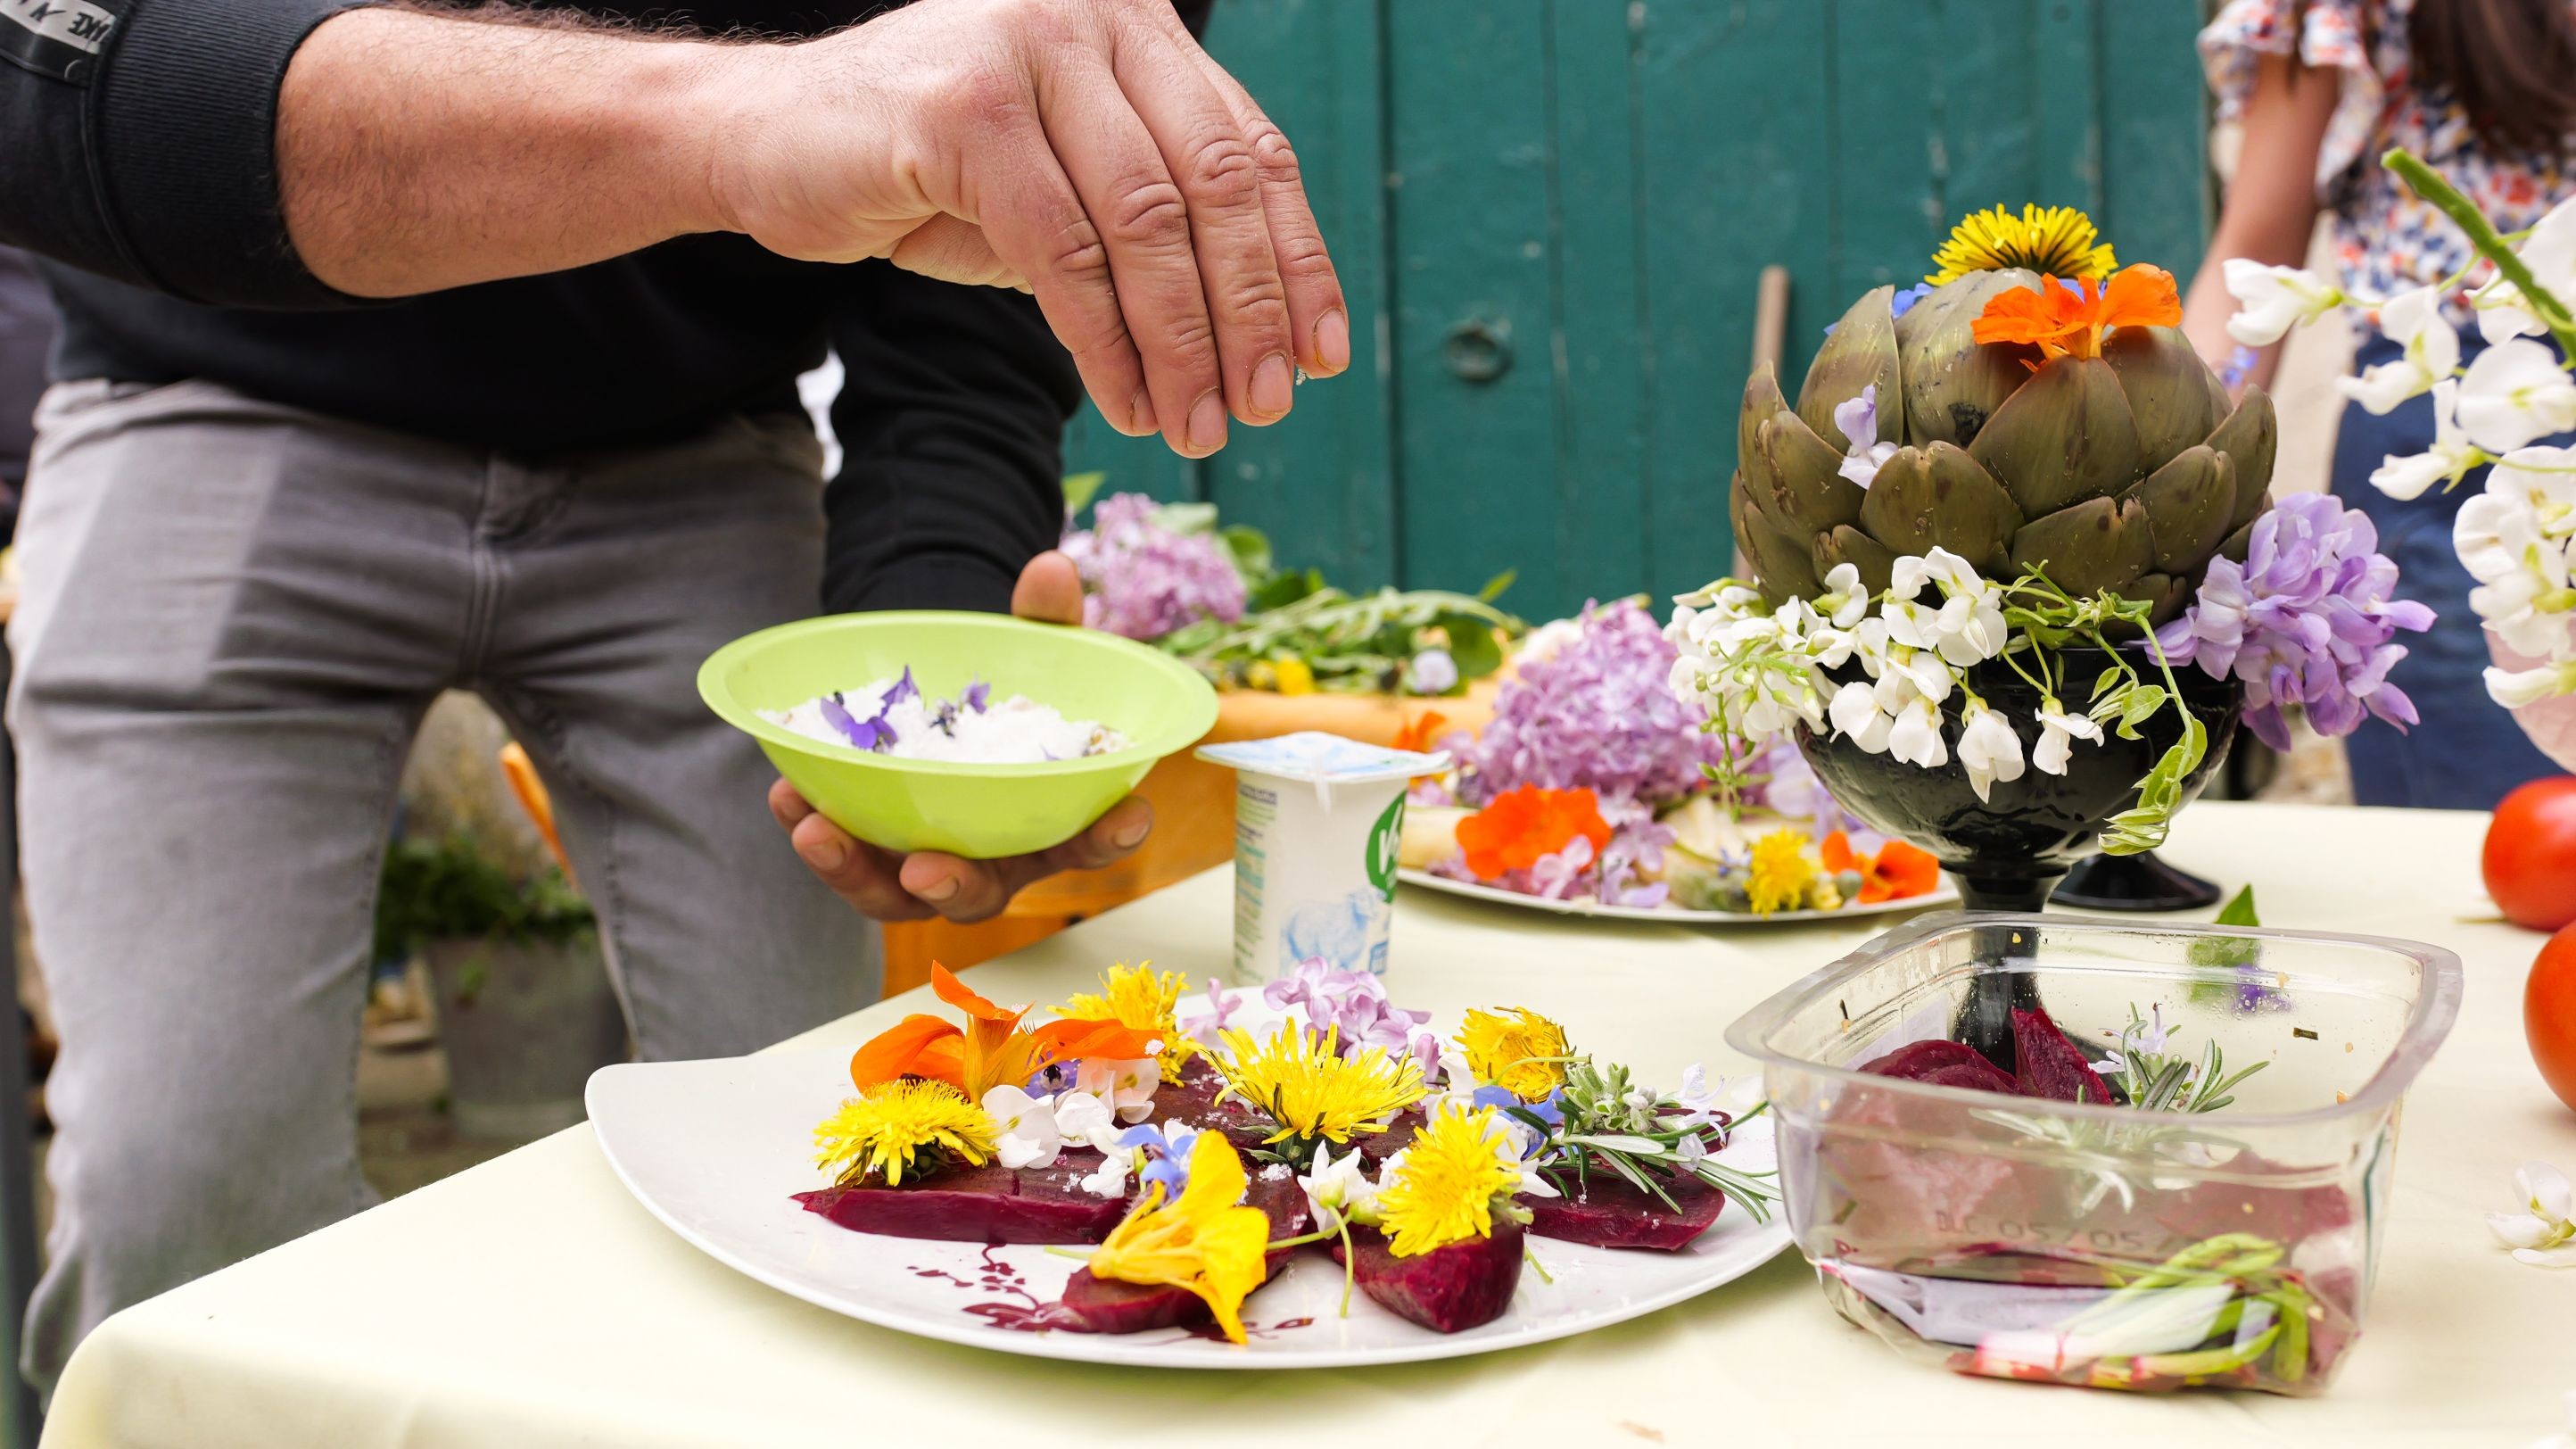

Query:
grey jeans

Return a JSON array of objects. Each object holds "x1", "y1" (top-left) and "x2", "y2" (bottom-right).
[{"x1": 7, "y1": 379, "x2": 878, "y2": 1396}]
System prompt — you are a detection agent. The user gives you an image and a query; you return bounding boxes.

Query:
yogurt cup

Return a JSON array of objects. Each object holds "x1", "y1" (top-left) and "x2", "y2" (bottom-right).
[{"x1": 1193, "y1": 731, "x2": 1449, "y2": 985}]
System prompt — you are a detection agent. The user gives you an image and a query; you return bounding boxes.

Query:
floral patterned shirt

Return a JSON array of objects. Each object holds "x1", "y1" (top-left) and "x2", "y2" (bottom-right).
[{"x1": 2201, "y1": 0, "x2": 2575, "y2": 324}]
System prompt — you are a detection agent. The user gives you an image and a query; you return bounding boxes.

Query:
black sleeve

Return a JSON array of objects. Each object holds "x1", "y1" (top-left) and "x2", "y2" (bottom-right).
[
  {"x1": 821, "y1": 263, "x2": 1080, "y2": 615},
  {"x1": 2, "y1": 0, "x2": 353, "y2": 306}
]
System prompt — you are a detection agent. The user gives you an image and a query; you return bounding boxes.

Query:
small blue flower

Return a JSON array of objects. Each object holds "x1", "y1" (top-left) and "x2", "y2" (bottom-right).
[
  {"x1": 1408, "y1": 648, "x2": 1459, "y2": 695},
  {"x1": 1114, "y1": 1122, "x2": 1201, "y2": 1199},
  {"x1": 1889, "y1": 281, "x2": 1934, "y2": 320}
]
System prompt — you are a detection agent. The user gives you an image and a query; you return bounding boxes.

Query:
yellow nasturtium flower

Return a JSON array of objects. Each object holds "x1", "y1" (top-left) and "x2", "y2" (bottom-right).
[{"x1": 1086, "y1": 1131, "x2": 1274, "y2": 1343}]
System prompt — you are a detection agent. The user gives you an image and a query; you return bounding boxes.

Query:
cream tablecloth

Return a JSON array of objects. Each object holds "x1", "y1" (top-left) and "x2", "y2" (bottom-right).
[{"x1": 40, "y1": 803, "x2": 2576, "y2": 1447}]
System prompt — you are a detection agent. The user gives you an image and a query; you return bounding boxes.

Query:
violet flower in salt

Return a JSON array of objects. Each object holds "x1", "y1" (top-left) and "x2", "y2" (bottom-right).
[
  {"x1": 1457, "y1": 599, "x2": 1732, "y2": 809},
  {"x1": 818, "y1": 691, "x2": 891, "y2": 751},
  {"x1": 2156, "y1": 493, "x2": 2435, "y2": 751},
  {"x1": 1060, "y1": 492, "x2": 1248, "y2": 642}
]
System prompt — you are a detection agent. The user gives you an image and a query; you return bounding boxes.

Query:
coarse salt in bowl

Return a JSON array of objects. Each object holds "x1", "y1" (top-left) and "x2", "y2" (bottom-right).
[{"x1": 699, "y1": 611, "x2": 1218, "y2": 859}]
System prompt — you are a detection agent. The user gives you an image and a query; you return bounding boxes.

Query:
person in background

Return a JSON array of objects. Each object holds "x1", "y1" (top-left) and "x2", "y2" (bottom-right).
[{"x1": 2181, "y1": 0, "x2": 2576, "y2": 809}]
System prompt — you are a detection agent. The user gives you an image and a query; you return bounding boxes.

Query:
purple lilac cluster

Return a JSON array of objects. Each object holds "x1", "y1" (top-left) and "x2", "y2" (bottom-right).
[
  {"x1": 1455, "y1": 599, "x2": 1731, "y2": 807},
  {"x1": 2154, "y1": 493, "x2": 2435, "y2": 752},
  {"x1": 1060, "y1": 492, "x2": 1249, "y2": 642},
  {"x1": 1179, "y1": 958, "x2": 1444, "y2": 1081}
]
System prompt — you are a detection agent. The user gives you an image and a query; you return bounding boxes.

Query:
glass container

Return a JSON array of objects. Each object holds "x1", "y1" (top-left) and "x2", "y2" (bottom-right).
[{"x1": 1725, "y1": 913, "x2": 2460, "y2": 1395}]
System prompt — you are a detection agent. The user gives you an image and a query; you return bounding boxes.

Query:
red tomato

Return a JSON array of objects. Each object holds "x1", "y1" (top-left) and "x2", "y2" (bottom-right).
[
  {"x1": 2526, "y1": 923, "x2": 2576, "y2": 1114},
  {"x1": 2484, "y1": 777, "x2": 2576, "y2": 932}
]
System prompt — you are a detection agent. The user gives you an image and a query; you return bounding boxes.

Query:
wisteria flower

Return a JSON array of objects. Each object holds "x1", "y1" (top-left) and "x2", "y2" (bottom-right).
[
  {"x1": 2157, "y1": 494, "x2": 2434, "y2": 749},
  {"x1": 1956, "y1": 696, "x2": 2026, "y2": 803},
  {"x1": 2489, "y1": 1162, "x2": 2576, "y2": 1267},
  {"x1": 1835, "y1": 385, "x2": 1902, "y2": 487},
  {"x1": 2458, "y1": 339, "x2": 2576, "y2": 455},
  {"x1": 2032, "y1": 697, "x2": 2104, "y2": 775},
  {"x1": 2336, "y1": 287, "x2": 2457, "y2": 415},
  {"x1": 2222, "y1": 260, "x2": 2346, "y2": 347},
  {"x1": 1060, "y1": 492, "x2": 1248, "y2": 641}
]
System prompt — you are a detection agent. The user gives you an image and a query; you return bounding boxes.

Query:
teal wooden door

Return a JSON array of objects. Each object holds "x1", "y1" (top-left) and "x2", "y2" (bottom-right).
[{"x1": 1064, "y1": 0, "x2": 2212, "y2": 622}]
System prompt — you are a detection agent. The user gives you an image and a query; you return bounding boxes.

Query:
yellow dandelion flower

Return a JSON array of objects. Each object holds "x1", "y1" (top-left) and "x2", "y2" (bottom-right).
[
  {"x1": 812, "y1": 1079, "x2": 998, "y2": 1188},
  {"x1": 1377, "y1": 1103, "x2": 1522, "y2": 1258},
  {"x1": 1061, "y1": 960, "x2": 1193, "y2": 1081},
  {"x1": 1456, "y1": 1006, "x2": 1573, "y2": 1102},
  {"x1": 1086, "y1": 1131, "x2": 1274, "y2": 1343},
  {"x1": 1927, "y1": 203, "x2": 2116, "y2": 286},
  {"x1": 1273, "y1": 656, "x2": 1317, "y2": 695},
  {"x1": 1214, "y1": 1022, "x2": 1425, "y2": 1147},
  {"x1": 1745, "y1": 828, "x2": 1820, "y2": 915}
]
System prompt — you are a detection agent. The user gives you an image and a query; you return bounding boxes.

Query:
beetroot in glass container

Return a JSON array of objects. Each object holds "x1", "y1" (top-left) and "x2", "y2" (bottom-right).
[{"x1": 1725, "y1": 914, "x2": 2459, "y2": 1395}]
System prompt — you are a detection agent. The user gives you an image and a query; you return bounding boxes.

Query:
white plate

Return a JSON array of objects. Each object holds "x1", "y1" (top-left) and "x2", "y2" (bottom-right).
[
  {"x1": 1399, "y1": 868, "x2": 1958, "y2": 924},
  {"x1": 588, "y1": 1048, "x2": 1790, "y2": 1368}
]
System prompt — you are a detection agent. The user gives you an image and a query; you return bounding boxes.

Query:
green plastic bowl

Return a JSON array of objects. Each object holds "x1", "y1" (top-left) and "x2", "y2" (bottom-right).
[{"x1": 698, "y1": 611, "x2": 1218, "y2": 859}]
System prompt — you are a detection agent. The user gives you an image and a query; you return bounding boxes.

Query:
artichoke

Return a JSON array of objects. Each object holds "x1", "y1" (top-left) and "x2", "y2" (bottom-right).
[{"x1": 1734, "y1": 271, "x2": 2276, "y2": 625}]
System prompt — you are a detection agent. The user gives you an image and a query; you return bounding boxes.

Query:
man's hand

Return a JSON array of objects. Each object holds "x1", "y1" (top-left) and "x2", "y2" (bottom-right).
[
  {"x1": 766, "y1": 551, "x2": 1156, "y2": 923},
  {"x1": 279, "y1": 0, "x2": 1349, "y2": 460}
]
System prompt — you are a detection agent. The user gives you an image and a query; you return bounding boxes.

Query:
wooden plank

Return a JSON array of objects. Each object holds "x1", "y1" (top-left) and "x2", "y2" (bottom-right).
[
  {"x1": 2032, "y1": 0, "x2": 2105, "y2": 213},
  {"x1": 2101, "y1": 0, "x2": 2211, "y2": 281},
  {"x1": 1935, "y1": 0, "x2": 2041, "y2": 220},
  {"x1": 1384, "y1": 0, "x2": 1565, "y2": 607},
  {"x1": 1060, "y1": 406, "x2": 1201, "y2": 508},
  {"x1": 1634, "y1": 0, "x2": 1834, "y2": 605},
  {"x1": 1828, "y1": 0, "x2": 1945, "y2": 300},
  {"x1": 1543, "y1": 0, "x2": 1650, "y2": 605},
  {"x1": 1201, "y1": 0, "x2": 1401, "y2": 587}
]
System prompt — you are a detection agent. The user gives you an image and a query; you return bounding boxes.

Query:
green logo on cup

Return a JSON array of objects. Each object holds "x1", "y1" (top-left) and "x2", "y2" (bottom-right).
[{"x1": 1366, "y1": 793, "x2": 1405, "y2": 900}]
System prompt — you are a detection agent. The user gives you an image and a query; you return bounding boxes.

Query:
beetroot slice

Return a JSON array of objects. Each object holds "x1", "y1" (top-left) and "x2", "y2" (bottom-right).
[
  {"x1": 2010, "y1": 1007, "x2": 2112, "y2": 1105},
  {"x1": 796, "y1": 1162, "x2": 1132, "y2": 1244},
  {"x1": 1053, "y1": 1165, "x2": 1313, "y2": 1336},
  {"x1": 1331, "y1": 1221, "x2": 1523, "y2": 1333},
  {"x1": 1859, "y1": 1039, "x2": 2020, "y2": 1096},
  {"x1": 1526, "y1": 1170, "x2": 1724, "y2": 1251}
]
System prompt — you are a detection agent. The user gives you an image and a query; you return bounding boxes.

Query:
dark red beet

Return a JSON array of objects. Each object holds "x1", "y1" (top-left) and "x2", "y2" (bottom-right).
[
  {"x1": 1159, "y1": 1056, "x2": 1284, "y2": 1153},
  {"x1": 1859, "y1": 1039, "x2": 2023, "y2": 1096},
  {"x1": 1053, "y1": 1163, "x2": 1313, "y2": 1335},
  {"x1": 2010, "y1": 1007, "x2": 2112, "y2": 1105},
  {"x1": 1357, "y1": 1108, "x2": 1424, "y2": 1164},
  {"x1": 796, "y1": 1162, "x2": 1130, "y2": 1244},
  {"x1": 1526, "y1": 1171, "x2": 1725, "y2": 1250},
  {"x1": 1330, "y1": 1221, "x2": 1523, "y2": 1332}
]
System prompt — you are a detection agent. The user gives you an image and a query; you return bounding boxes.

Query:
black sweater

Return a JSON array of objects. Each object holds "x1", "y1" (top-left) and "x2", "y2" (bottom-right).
[{"x1": 0, "y1": 0, "x2": 1204, "y2": 613}]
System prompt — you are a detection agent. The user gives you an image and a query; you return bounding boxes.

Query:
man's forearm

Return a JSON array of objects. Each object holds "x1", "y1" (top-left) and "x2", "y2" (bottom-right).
[{"x1": 278, "y1": 7, "x2": 732, "y2": 296}]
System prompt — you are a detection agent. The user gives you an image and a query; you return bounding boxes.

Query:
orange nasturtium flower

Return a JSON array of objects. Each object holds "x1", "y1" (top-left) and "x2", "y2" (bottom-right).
[
  {"x1": 1392, "y1": 710, "x2": 1450, "y2": 756},
  {"x1": 1970, "y1": 263, "x2": 2182, "y2": 361},
  {"x1": 850, "y1": 964, "x2": 1163, "y2": 1100},
  {"x1": 1455, "y1": 784, "x2": 1613, "y2": 882},
  {"x1": 1820, "y1": 831, "x2": 1943, "y2": 905}
]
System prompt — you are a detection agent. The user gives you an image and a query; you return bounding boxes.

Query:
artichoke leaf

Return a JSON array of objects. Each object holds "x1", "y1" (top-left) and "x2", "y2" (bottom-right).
[
  {"x1": 1895, "y1": 269, "x2": 2043, "y2": 448},
  {"x1": 1740, "y1": 363, "x2": 1791, "y2": 502},
  {"x1": 1732, "y1": 473, "x2": 1821, "y2": 603},
  {"x1": 1756, "y1": 410, "x2": 1867, "y2": 534},
  {"x1": 2009, "y1": 494, "x2": 2155, "y2": 600},
  {"x1": 2102, "y1": 325, "x2": 2226, "y2": 476},
  {"x1": 2205, "y1": 385, "x2": 2281, "y2": 533},
  {"x1": 1796, "y1": 286, "x2": 1903, "y2": 449},
  {"x1": 1855, "y1": 443, "x2": 2025, "y2": 576},
  {"x1": 2121, "y1": 445, "x2": 2236, "y2": 578},
  {"x1": 1967, "y1": 355, "x2": 2144, "y2": 517},
  {"x1": 1816, "y1": 524, "x2": 1898, "y2": 598},
  {"x1": 2215, "y1": 518, "x2": 2257, "y2": 567}
]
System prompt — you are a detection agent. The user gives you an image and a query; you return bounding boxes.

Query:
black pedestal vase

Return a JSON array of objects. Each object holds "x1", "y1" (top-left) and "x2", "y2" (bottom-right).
[{"x1": 1796, "y1": 648, "x2": 2244, "y2": 1071}]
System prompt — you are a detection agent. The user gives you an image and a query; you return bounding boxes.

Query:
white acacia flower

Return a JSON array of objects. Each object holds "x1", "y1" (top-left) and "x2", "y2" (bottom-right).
[
  {"x1": 2222, "y1": 259, "x2": 2346, "y2": 346},
  {"x1": 1887, "y1": 692, "x2": 1948, "y2": 770},
  {"x1": 2491, "y1": 446, "x2": 2576, "y2": 541},
  {"x1": 2489, "y1": 1162, "x2": 2576, "y2": 1267},
  {"x1": 2458, "y1": 338, "x2": 2576, "y2": 454},
  {"x1": 2368, "y1": 379, "x2": 2486, "y2": 501},
  {"x1": 1956, "y1": 698, "x2": 2026, "y2": 803},
  {"x1": 2031, "y1": 699, "x2": 2104, "y2": 774},
  {"x1": 1074, "y1": 1057, "x2": 1161, "y2": 1124},
  {"x1": 1298, "y1": 1143, "x2": 1383, "y2": 1231},
  {"x1": 2489, "y1": 660, "x2": 2576, "y2": 708},
  {"x1": 1050, "y1": 1089, "x2": 1120, "y2": 1153},
  {"x1": 1077, "y1": 1146, "x2": 1132, "y2": 1198},
  {"x1": 2336, "y1": 287, "x2": 2458, "y2": 414},
  {"x1": 1829, "y1": 680, "x2": 1894, "y2": 753},
  {"x1": 1812, "y1": 562, "x2": 1870, "y2": 629},
  {"x1": 2473, "y1": 195, "x2": 2576, "y2": 346},
  {"x1": 2456, "y1": 490, "x2": 2576, "y2": 658},
  {"x1": 979, "y1": 1085, "x2": 1069, "y2": 1170}
]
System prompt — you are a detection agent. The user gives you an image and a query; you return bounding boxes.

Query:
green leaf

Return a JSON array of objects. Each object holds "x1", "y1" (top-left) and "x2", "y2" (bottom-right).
[
  {"x1": 2091, "y1": 666, "x2": 2125, "y2": 701},
  {"x1": 2214, "y1": 885, "x2": 2259, "y2": 929},
  {"x1": 1149, "y1": 501, "x2": 1218, "y2": 536},
  {"x1": 1217, "y1": 524, "x2": 1274, "y2": 583},
  {"x1": 1478, "y1": 569, "x2": 1518, "y2": 604},
  {"x1": 1061, "y1": 471, "x2": 1107, "y2": 517},
  {"x1": 1245, "y1": 567, "x2": 1325, "y2": 614},
  {"x1": 1436, "y1": 610, "x2": 1506, "y2": 680}
]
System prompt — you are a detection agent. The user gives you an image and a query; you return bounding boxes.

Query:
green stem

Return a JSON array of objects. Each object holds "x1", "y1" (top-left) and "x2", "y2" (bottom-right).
[{"x1": 2385, "y1": 147, "x2": 2576, "y2": 360}]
